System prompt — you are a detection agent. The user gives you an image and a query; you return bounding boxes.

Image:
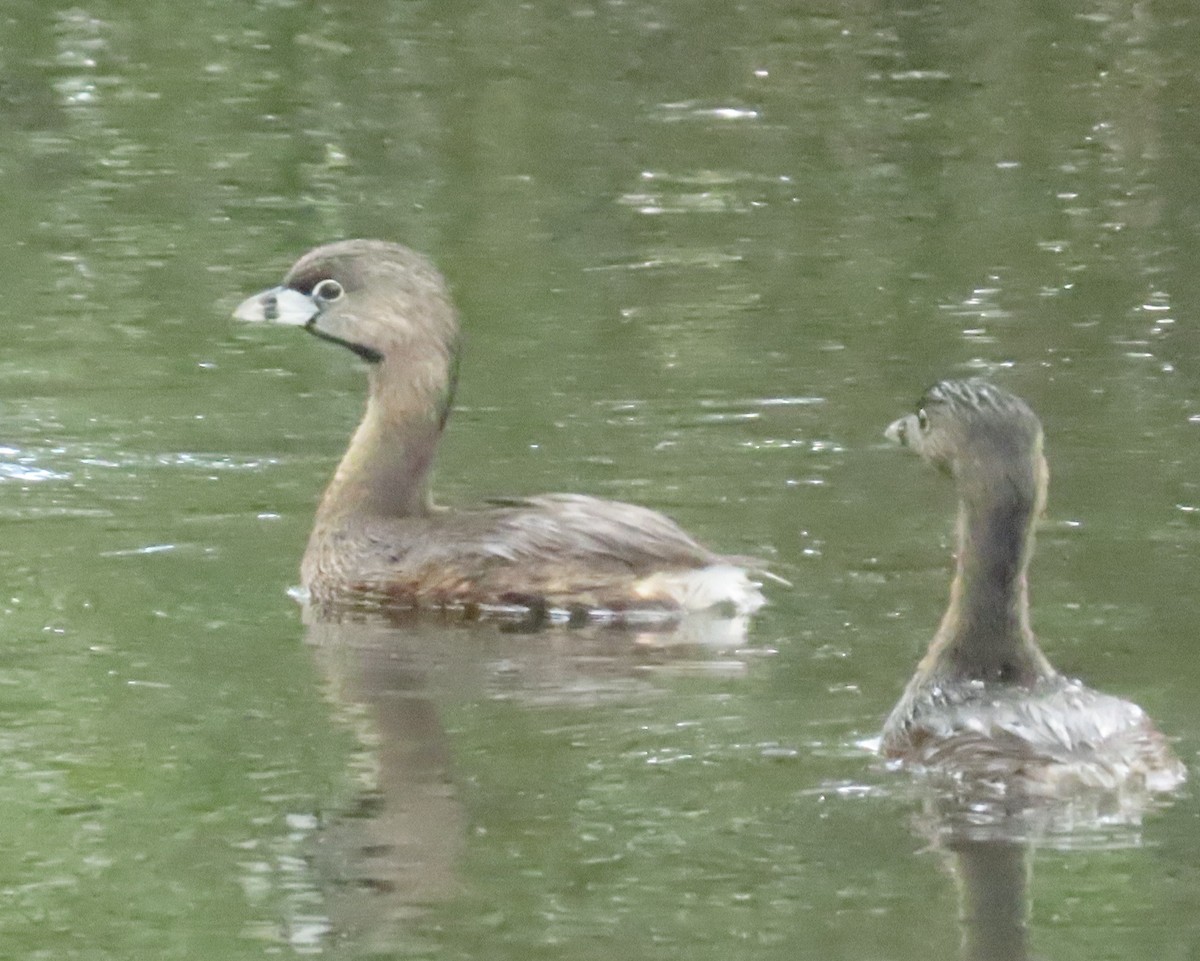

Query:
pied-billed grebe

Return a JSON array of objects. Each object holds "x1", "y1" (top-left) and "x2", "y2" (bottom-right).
[
  {"x1": 233, "y1": 239, "x2": 766, "y2": 617},
  {"x1": 881, "y1": 378, "x2": 1184, "y2": 795}
]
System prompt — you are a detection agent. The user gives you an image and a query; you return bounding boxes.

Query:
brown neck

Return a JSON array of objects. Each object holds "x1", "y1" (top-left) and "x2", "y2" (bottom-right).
[
  {"x1": 314, "y1": 360, "x2": 453, "y2": 525},
  {"x1": 924, "y1": 478, "x2": 1054, "y2": 684}
]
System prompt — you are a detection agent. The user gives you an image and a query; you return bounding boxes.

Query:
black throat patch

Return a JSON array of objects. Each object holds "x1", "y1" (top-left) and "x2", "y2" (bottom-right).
[{"x1": 305, "y1": 323, "x2": 384, "y2": 364}]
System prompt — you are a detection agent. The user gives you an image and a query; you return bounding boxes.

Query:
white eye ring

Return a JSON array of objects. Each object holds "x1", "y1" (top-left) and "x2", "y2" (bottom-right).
[
  {"x1": 312, "y1": 278, "x2": 344, "y2": 302},
  {"x1": 916, "y1": 408, "x2": 930, "y2": 431}
]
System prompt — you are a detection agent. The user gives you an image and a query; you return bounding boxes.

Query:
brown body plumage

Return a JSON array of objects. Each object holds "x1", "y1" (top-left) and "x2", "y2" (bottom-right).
[
  {"x1": 881, "y1": 378, "x2": 1184, "y2": 797},
  {"x1": 234, "y1": 240, "x2": 765, "y2": 617}
]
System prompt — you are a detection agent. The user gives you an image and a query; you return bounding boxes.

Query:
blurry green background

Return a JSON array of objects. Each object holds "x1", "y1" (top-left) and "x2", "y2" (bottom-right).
[{"x1": 1, "y1": 1, "x2": 1198, "y2": 958}]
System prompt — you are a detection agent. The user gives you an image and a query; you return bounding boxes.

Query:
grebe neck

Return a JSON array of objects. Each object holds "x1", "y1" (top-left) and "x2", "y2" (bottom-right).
[
  {"x1": 925, "y1": 484, "x2": 1053, "y2": 684},
  {"x1": 315, "y1": 355, "x2": 457, "y2": 524}
]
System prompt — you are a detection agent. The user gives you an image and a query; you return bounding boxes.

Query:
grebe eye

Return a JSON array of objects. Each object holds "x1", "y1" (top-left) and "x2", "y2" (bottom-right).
[
  {"x1": 312, "y1": 278, "x2": 344, "y2": 302},
  {"x1": 916, "y1": 408, "x2": 930, "y2": 431}
]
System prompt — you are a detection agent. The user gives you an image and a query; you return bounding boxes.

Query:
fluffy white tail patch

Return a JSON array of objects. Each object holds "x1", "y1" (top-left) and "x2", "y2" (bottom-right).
[{"x1": 635, "y1": 564, "x2": 767, "y2": 615}]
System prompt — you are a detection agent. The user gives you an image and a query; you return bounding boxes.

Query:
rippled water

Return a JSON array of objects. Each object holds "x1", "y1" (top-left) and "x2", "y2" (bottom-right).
[{"x1": 2, "y1": 2, "x2": 1199, "y2": 958}]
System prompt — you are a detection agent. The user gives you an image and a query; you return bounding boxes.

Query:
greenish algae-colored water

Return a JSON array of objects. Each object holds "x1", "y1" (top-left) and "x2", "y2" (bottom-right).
[{"x1": 1, "y1": 2, "x2": 1199, "y2": 958}]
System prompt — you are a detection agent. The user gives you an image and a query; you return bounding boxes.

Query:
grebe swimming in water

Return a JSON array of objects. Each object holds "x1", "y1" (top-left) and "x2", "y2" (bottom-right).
[
  {"x1": 233, "y1": 240, "x2": 766, "y2": 618},
  {"x1": 881, "y1": 378, "x2": 1184, "y2": 796}
]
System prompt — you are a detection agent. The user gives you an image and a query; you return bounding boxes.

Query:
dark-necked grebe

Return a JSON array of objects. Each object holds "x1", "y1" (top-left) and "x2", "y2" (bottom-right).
[
  {"x1": 233, "y1": 240, "x2": 765, "y2": 616},
  {"x1": 881, "y1": 378, "x2": 1184, "y2": 795}
]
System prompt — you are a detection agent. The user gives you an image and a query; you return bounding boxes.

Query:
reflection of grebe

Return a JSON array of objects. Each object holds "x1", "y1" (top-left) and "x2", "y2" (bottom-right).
[
  {"x1": 234, "y1": 240, "x2": 764, "y2": 617},
  {"x1": 880, "y1": 379, "x2": 1184, "y2": 795}
]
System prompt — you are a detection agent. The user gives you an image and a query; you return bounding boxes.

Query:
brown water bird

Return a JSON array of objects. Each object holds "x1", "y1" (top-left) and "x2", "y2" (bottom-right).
[
  {"x1": 233, "y1": 239, "x2": 767, "y2": 618},
  {"x1": 880, "y1": 378, "x2": 1184, "y2": 797}
]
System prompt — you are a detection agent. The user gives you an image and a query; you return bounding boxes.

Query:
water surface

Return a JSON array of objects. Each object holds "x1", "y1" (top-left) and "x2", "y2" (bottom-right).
[{"x1": 1, "y1": 2, "x2": 1199, "y2": 958}]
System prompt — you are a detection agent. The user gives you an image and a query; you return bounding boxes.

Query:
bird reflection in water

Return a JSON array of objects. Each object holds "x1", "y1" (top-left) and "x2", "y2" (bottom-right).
[
  {"x1": 296, "y1": 604, "x2": 759, "y2": 951},
  {"x1": 231, "y1": 239, "x2": 774, "y2": 949}
]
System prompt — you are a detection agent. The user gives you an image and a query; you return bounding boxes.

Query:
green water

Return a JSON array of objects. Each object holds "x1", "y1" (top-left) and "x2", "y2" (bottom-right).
[{"x1": 2, "y1": 1, "x2": 1199, "y2": 958}]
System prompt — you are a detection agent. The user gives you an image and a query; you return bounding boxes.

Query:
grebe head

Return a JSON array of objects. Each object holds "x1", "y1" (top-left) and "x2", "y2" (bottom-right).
[
  {"x1": 886, "y1": 379, "x2": 1047, "y2": 510},
  {"x1": 233, "y1": 239, "x2": 459, "y2": 374}
]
